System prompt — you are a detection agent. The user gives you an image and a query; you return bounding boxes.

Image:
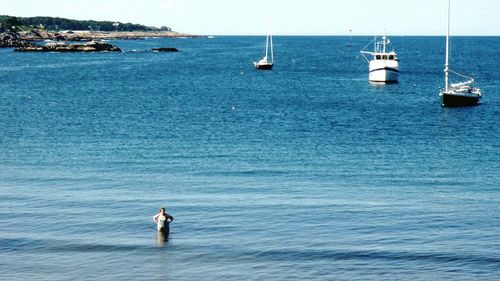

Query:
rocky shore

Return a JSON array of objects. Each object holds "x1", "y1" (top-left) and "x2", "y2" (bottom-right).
[
  {"x1": 10, "y1": 30, "x2": 201, "y2": 42},
  {"x1": 0, "y1": 31, "x2": 36, "y2": 48},
  {"x1": 1, "y1": 29, "x2": 201, "y2": 50},
  {"x1": 14, "y1": 41, "x2": 122, "y2": 52}
]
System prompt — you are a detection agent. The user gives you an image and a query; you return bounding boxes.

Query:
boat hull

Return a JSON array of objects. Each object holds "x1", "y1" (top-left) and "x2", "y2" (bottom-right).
[
  {"x1": 369, "y1": 60, "x2": 399, "y2": 83},
  {"x1": 369, "y1": 68, "x2": 399, "y2": 83},
  {"x1": 440, "y1": 92, "x2": 480, "y2": 107},
  {"x1": 255, "y1": 63, "x2": 273, "y2": 70}
]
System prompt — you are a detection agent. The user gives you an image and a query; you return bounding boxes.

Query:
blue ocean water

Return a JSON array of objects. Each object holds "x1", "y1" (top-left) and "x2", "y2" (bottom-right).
[{"x1": 0, "y1": 36, "x2": 499, "y2": 280}]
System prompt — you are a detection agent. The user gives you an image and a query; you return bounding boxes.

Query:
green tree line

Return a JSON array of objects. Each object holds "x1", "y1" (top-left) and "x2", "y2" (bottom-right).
[{"x1": 0, "y1": 15, "x2": 171, "y2": 32}]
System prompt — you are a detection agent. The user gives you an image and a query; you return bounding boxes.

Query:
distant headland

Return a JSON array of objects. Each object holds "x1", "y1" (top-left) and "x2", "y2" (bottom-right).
[{"x1": 0, "y1": 15, "x2": 201, "y2": 49}]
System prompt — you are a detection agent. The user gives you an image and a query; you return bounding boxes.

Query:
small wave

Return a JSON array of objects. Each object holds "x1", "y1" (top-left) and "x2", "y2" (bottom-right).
[
  {"x1": 48, "y1": 243, "x2": 150, "y2": 253},
  {"x1": 171, "y1": 154, "x2": 233, "y2": 160},
  {"x1": 197, "y1": 170, "x2": 290, "y2": 177},
  {"x1": 0, "y1": 238, "x2": 152, "y2": 253},
  {"x1": 246, "y1": 248, "x2": 500, "y2": 266}
]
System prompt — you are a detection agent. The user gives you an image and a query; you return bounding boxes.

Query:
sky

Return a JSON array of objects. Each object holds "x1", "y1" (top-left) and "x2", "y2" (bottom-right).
[{"x1": 1, "y1": 0, "x2": 499, "y2": 35}]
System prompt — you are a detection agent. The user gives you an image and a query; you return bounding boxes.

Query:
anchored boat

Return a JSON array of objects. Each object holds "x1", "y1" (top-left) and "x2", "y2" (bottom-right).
[
  {"x1": 254, "y1": 33, "x2": 274, "y2": 70},
  {"x1": 439, "y1": 0, "x2": 481, "y2": 107},
  {"x1": 360, "y1": 35, "x2": 399, "y2": 83}
]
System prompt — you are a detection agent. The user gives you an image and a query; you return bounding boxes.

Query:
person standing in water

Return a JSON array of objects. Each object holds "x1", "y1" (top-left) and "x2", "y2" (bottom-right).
[{"x1": 152, "y1": 207, "x2": 174, "y2": 235}]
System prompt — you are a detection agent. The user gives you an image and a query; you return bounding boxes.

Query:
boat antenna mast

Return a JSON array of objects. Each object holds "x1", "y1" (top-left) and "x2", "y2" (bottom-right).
[
  {"x1": 381, "y1": 30, "x2": 390, "y2": 54},
  {"x1": 382, "y1": 36, "x2": 387, "y2": 54}
]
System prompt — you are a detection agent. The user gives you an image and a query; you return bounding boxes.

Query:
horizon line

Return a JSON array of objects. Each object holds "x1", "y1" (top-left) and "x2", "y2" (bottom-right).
[{"x1": 195, "y1": 34, "x2": 500, "y2": 37}]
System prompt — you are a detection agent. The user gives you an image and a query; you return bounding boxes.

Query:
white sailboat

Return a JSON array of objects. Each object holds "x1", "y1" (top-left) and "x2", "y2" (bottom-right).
[
  {"x1": 254, "y1": 33, "x2": 274, "y2": 70},
  {"x1": 360, "y1": 34, "x2": 399, "y2": 83},
  {"x1": 439, "y1": 0, "x2": 481, "y2": 107}
]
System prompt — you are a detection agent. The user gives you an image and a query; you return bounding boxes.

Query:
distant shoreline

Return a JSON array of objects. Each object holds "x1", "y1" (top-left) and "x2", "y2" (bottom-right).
[
  {"x1": 0, "y1": 15, "x2": 204, "y2": 45},
  {"x1": 18, "y1": 30, "x2": 205, "y2": 41}
]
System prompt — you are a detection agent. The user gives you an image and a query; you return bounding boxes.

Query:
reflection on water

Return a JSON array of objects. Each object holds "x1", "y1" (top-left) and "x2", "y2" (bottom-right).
[{"x1": 155, "y1": 231, "x2": 169, "y2": 247}]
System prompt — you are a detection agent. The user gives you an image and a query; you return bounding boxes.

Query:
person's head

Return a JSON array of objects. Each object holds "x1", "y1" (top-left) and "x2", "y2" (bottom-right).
[{"x1": 160, "y1": 208, "x2": 165, "y2": 214}]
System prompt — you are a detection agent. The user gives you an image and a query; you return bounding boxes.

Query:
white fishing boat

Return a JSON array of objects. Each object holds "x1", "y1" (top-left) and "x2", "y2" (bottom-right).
[
  {"x1": 254, "y1": 33, "x2": 273, "y2": 70},
  {"x1": 360, "y1": 35, "x2": 399, "y2": 83},
  {"x1": 439, "y1": 0, "x2": 481, "y2": 107}
]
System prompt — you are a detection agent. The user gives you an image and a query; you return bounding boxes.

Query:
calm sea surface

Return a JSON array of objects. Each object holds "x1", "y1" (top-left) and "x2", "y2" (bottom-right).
[{"x1": 0, "y1": 36, "x2": 499, "y2": 280}]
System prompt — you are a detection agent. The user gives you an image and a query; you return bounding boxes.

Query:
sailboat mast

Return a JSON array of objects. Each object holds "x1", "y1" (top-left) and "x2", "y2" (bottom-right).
[
  {"x1": 265, "y1": 34, "x2": 269, "y2": 58},
  {"x1": 445, "y1": 0, "x2": 451, "y2": 92},
  {"x1": 270, "y1": 34, "x2": 274, "y2": 63}
]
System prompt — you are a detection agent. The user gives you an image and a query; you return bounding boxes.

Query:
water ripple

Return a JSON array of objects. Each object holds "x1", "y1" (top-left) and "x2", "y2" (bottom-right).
[
  {"x1": 248, "y1": 248, "x2": 500, "y2": 267},
  {"x1": 0, "y1": 238, "x2": 153, "y2": 253}
]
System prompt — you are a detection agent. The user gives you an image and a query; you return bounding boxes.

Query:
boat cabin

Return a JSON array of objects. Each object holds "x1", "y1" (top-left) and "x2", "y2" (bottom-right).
[{"x1": 373, "y1": 52, "x2": 398, "y2": 61}]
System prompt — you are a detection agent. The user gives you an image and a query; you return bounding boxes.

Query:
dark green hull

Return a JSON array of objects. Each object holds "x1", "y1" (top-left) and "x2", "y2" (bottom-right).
[{"x1": 440, "y1": 92, "x2": 480, "y2": 107}]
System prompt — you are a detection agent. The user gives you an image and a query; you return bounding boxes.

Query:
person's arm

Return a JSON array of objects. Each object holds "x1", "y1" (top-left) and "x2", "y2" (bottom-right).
[
  {"x1": 152, "y1": 213, "x2": 159, "y2": 223},
  {"x1": 167, "y1": 214, "x2": 174, "y2": 222}
]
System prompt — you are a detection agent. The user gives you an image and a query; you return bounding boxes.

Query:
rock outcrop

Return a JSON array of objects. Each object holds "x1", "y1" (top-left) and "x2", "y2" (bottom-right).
[
  {"x1": 14, "y1": 41, "x2": 122, "y2": 52},
  {"x1": 151, "y1": 47, "x2": 179, "y2": 52},
  {"x1": 0, "y1": 31, "x2": 36, "y2": 48}
]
